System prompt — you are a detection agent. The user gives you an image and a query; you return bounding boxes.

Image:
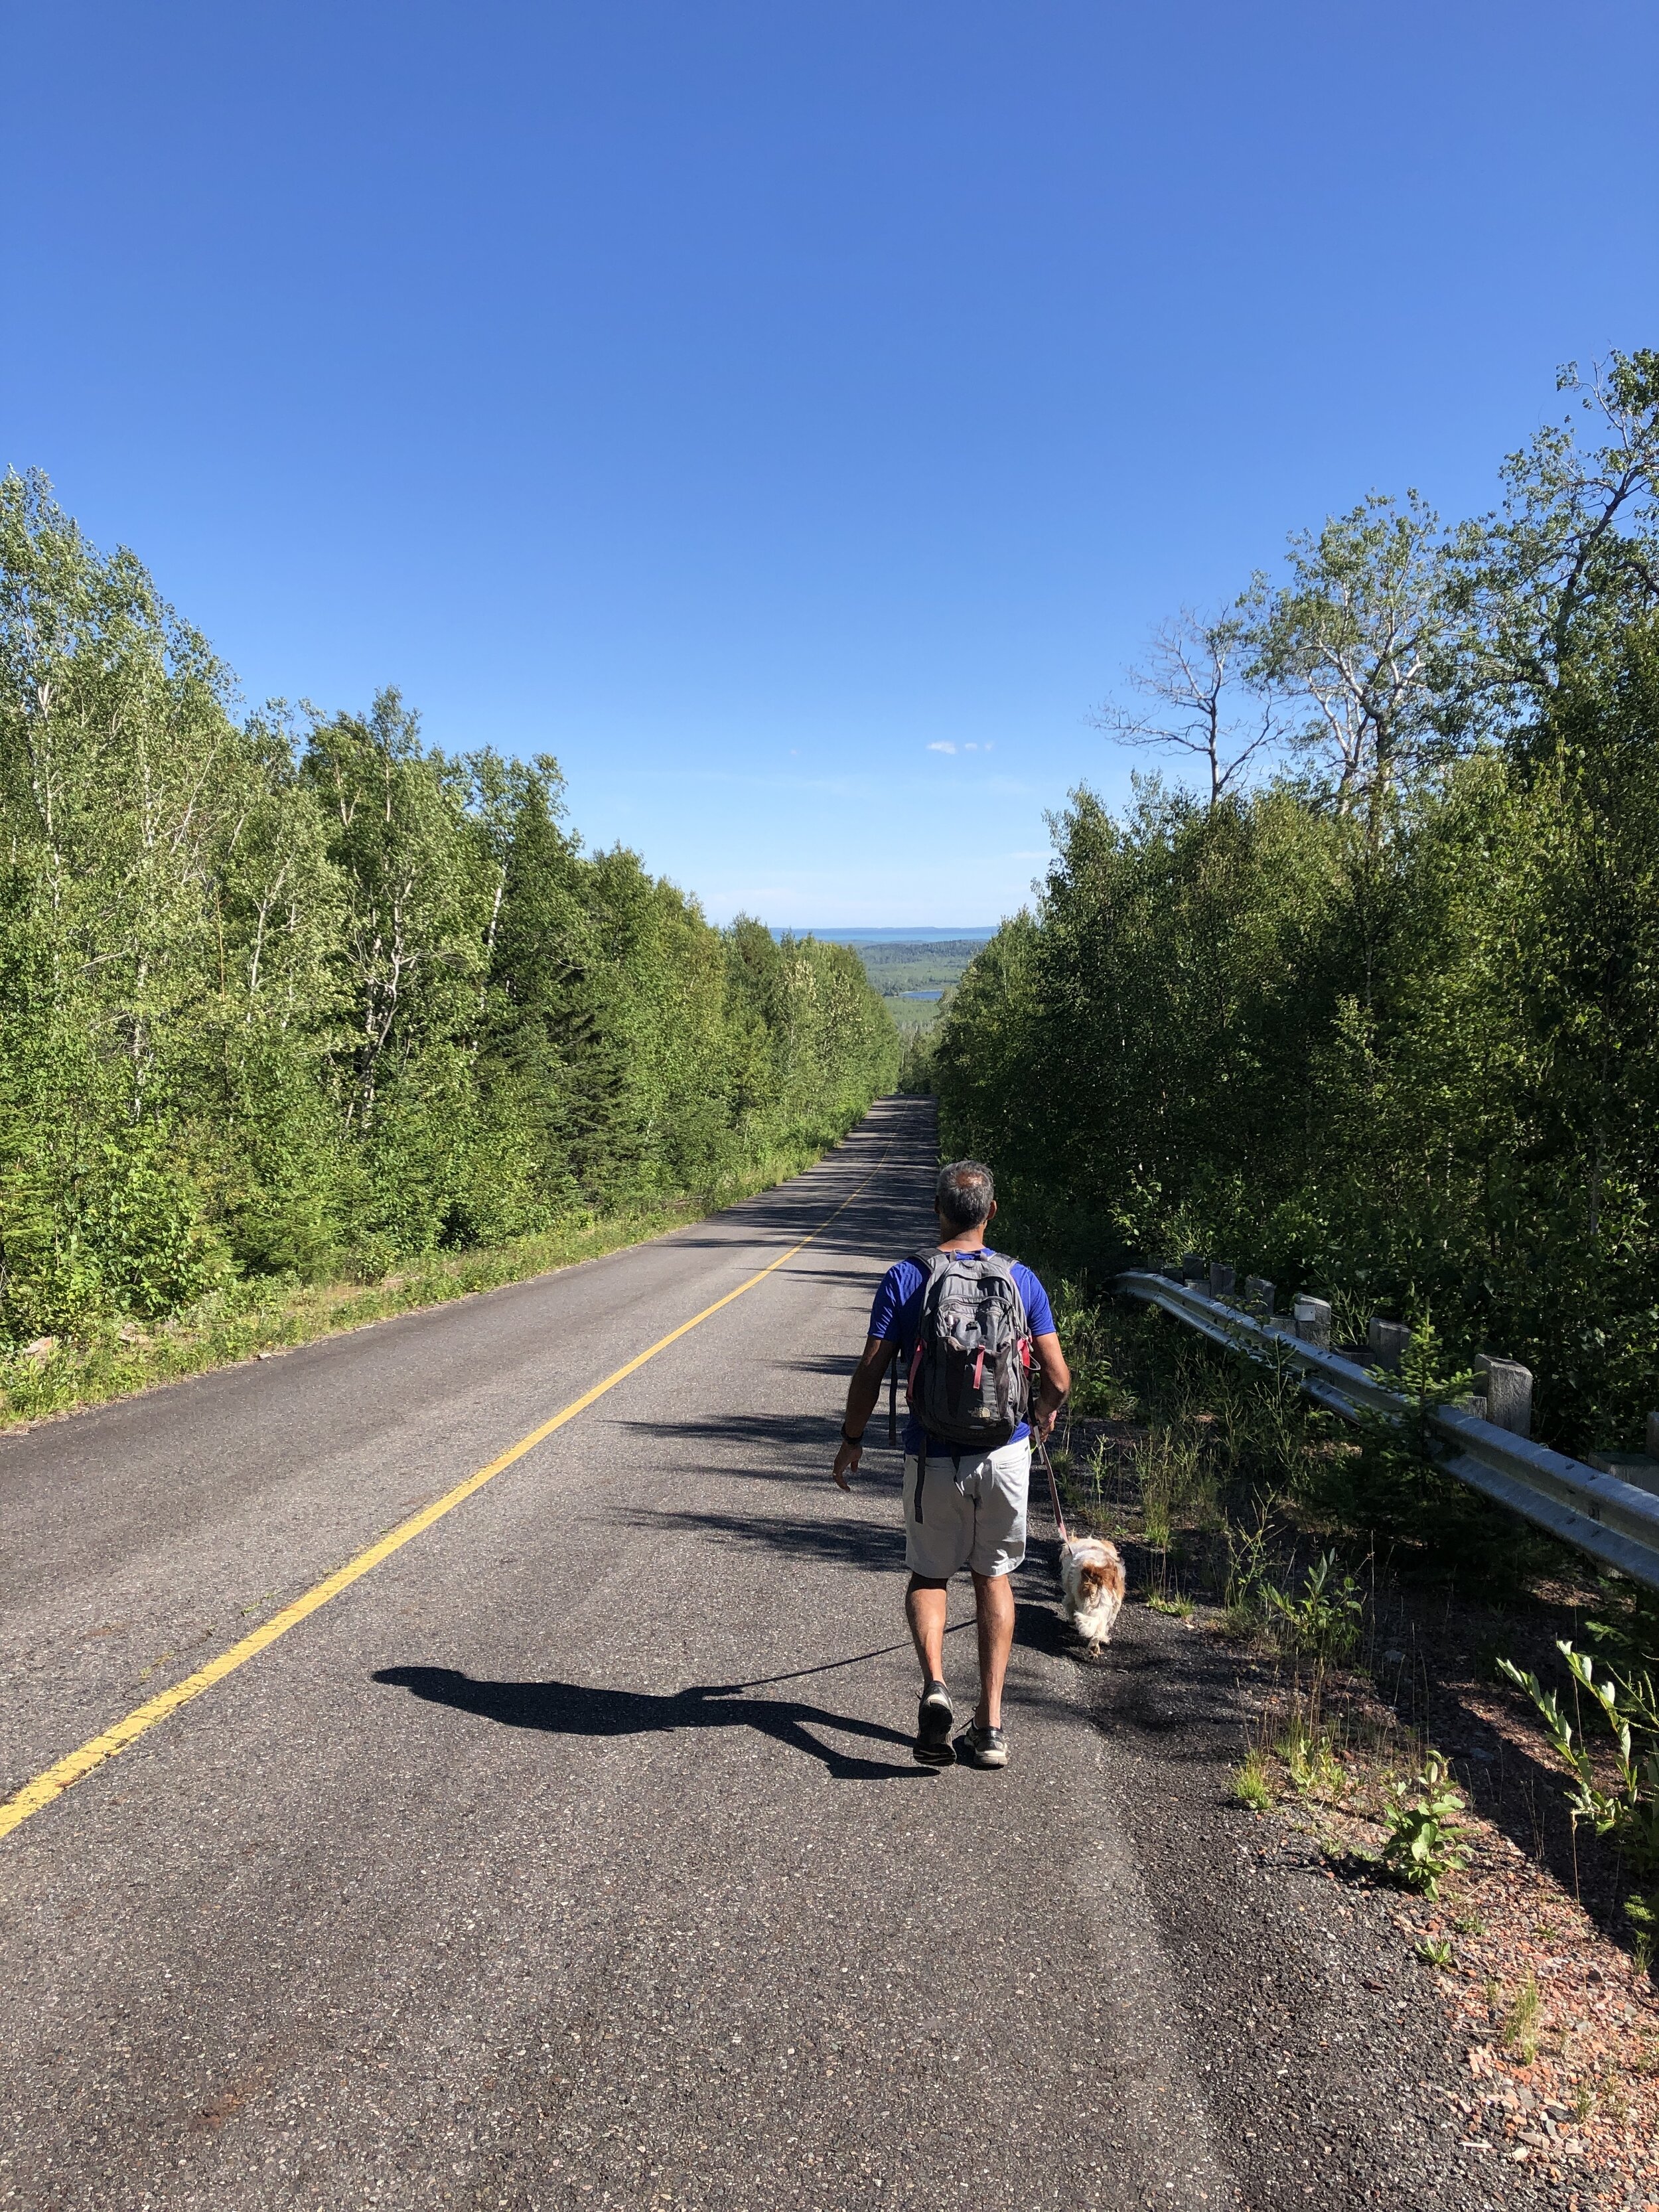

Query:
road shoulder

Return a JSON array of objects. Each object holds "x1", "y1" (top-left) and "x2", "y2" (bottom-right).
[{"x1": 1082, "y1": 1597, "x2": 1557, "y2": 2212}]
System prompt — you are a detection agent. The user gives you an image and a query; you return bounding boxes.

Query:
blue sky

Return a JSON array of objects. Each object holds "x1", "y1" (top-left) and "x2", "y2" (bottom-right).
[{"x1": 3, "y1": 3, "x2": 1656, "y2": 926}]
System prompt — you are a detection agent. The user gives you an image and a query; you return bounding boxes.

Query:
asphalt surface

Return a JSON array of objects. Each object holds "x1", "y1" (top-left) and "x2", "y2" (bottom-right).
[{"x1": 0, "y1": 1098, "x2": 1549, "y2": 2211}]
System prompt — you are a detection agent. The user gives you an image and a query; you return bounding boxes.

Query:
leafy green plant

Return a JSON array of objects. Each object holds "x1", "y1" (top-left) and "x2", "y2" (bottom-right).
[
  {"x1": 1498, "y1": 1631, "x2": 1659, "y2": 1876},
  {"x1": 1380, "y1": 1752, "x2": 1473, "y2": 1898},
  {"x1": 1222, "y1": 1515, "x2": 1366, "y2": 1662},
  {"x1": 1416, "y1": 1936, "x2": 1456, "y2": 1968},
  {"x1": 1262, "y1": 1550, "x2": 1364, "y2": 1660},
  {"x1": 1625, "y1": 1891, "x2": 1656, "y2": 1976}
]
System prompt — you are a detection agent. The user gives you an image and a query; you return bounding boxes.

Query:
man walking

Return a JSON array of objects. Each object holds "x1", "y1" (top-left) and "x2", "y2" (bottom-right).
[{"x1": 830, "y1": 1159, "x2": 1069, "y2": 1769}]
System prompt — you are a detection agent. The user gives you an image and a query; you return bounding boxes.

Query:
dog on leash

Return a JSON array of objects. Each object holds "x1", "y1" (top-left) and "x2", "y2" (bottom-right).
[{"x1": 1058, "y1": 1535, "x2": 1126, "y2": 1653}]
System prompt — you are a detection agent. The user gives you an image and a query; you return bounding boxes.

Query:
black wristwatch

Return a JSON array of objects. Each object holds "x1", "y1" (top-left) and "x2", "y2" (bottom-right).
[{"x1": 840, "y1": 1424, "x2": 864, "y2": 1444}]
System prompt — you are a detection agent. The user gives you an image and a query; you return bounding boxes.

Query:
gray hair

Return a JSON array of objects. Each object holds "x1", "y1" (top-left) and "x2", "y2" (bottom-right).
[{"x1": 934, "y1": 1159, "x2": 995, "y2": 1232}]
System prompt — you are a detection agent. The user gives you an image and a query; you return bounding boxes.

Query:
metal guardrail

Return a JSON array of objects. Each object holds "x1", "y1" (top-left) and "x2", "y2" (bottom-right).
[{"x1": 1116, "y1": 1269, "x2": 1659, "y2": 1594}]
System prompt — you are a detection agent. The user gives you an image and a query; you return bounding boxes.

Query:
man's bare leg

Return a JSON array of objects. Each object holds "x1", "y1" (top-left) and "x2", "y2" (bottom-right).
[
  {"x1": 970, "y1": 1569, "x2": 1015, "y2": 1728},
  {"x1": 906, "y1": 1575, "x2": 949, "y2": 1682}
]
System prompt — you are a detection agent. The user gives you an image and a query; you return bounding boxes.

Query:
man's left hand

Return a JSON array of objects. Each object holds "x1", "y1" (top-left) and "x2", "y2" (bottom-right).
[{"x1": 831, "y1": 1434, "x2": 863, "y2": 1489}]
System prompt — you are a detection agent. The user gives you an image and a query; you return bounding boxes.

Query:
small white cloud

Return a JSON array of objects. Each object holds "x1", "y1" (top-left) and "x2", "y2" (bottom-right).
[
  {"x1": 984, "y1": 741, "x2": 994, "y2": 752},
  {"x1": 964, "y1": 741, "x2": 979, "y2": 751},
  {"x1": 926, "y1": 741, "x2": 957, "y2": 754},
  {"x1": 1009, "y1": 849, "x2": 1048, "y2": 859}
]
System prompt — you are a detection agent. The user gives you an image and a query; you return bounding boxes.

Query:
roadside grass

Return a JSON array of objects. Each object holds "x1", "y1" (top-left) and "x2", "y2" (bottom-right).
[
  {"x1": 1006, "y1": 1240, "x2": 1659, "y2": 2195},
  {"x1": 1232, "y1": 1748, "x2": 1273, "y2": 1811},
  {"x1": 1503, "y1": 1972, "x2": 1544, "y2": 2063},
  {"x1": 1212, "y1": 1643, "x2": 1659, "y2": 2185},
  {"x1": 0, "y1": 1139, "x2": 832, "y2": 1431},
  {"x1": 1145, "y1": 1591, "x2": 1194, "y2": 1619}
]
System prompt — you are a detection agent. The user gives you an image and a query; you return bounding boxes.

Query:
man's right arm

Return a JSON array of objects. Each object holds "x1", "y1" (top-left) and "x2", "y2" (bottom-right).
[{"x1": 831, "y1": 1335, "x2": 893, "y2": 1489}]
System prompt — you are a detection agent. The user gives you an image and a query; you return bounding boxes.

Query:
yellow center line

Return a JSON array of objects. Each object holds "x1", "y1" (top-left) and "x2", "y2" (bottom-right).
[{"x1": 0, "y1": 1140, "x2": 893, "y2": 1845}]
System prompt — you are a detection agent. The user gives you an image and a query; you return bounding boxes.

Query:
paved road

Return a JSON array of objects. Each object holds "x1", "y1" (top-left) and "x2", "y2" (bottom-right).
[{"x1": 0, "y1": 1100, "x2": 1543, "y2": 2211}]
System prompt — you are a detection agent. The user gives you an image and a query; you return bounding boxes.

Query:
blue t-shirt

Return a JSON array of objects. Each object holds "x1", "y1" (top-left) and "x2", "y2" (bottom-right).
[{"x1": 868, "y1": 1250, "x2": 1056, "y2": 1453}]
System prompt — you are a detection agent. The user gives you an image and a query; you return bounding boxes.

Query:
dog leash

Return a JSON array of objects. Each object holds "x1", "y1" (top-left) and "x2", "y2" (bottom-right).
[{"x1": 1033, "y1": 1428, "x2": 1070, "y2": 1545}]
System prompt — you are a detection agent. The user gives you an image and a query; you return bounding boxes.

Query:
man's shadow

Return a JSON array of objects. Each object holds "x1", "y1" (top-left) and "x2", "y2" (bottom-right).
[{"x1": 372, "y1": 1665, "x2": 927, "y2": 1782}]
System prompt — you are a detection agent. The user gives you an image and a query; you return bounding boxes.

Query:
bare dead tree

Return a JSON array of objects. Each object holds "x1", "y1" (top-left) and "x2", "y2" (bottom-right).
[{"x1": 1091, "y1": 607, "x2": 1279, "y2": 809}]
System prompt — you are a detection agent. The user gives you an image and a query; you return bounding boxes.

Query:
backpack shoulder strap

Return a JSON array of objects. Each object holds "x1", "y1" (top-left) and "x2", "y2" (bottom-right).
[{"x1": 977, "y1": 1251, "x2": 1029, "y2": 1332}]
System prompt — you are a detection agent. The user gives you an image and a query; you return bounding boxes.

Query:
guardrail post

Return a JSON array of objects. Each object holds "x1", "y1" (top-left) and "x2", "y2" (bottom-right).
[
  {"x1": 1476, "y1": 1355, "x2": 1533, "y2": 1439},
  {"x1": 1366, "y1": 1317, "x2": 1413, "y2": 1374},
  {"x1": 1292, "y1": 1295, "x2": 1332, "y2": 1350},
  {"x1": 1209, "y1": 1261, "x2": 1235, "y2": 1299},
  {"x1": 1649, "y1": 1410, "x2": 1659, "y2": 1460},
  {"x1": 1181, "y1": 1251, "x2": 1206, "y2": 1286},
  {"x1": 1244, "y1": 1275, "x2": 1274, "y2": 1319}
]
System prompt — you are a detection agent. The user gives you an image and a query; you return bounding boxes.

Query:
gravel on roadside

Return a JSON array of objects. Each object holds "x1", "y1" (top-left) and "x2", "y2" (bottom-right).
[{"x1": 1076, "y1": 1585, "x2": 1564, "y2": 2212}]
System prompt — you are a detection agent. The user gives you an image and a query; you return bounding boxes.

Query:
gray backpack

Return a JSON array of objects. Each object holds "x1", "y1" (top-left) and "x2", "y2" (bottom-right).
[{"x1": 905, "y1": 1248, "x2": 1033, "y2": 1456}]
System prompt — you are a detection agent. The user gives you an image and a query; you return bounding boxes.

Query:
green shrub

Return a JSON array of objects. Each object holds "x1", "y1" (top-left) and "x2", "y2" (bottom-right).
[
  {"x1": 1500, "y1": 1603, "x2": 1659, "y2": 1878},
  {"x1": 1380, "y1": 1753, "x2": 1473, "y2": 1898}
]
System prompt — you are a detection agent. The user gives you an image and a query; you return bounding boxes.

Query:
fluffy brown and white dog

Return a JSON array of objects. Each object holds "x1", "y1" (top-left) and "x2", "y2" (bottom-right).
[{"x1": 1058, "y1": 1535, "x2": 1126, "y2": 1653}]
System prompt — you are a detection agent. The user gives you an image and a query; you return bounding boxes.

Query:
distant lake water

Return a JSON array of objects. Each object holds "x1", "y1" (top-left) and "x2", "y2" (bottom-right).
[{"x1": 900, "y1": 990, "x2": 944, "y2": 999}]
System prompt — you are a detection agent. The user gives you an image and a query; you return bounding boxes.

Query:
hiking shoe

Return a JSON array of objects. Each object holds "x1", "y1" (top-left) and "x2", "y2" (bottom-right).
[
  {"x1": 914, "y1": 1680, "x2": 956, "y2": 1766},
  {"x1": 960, "y1": 1722, "x2": 1009, "y2": 1769}
]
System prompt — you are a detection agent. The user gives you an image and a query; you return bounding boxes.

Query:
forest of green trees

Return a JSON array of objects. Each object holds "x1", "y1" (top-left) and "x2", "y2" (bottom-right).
[
  {"x1": 935, "y1": 353, "x2": 1659, "y2": 1458},
  {"x1": 0, "y1": 471, "x2": 898, "y2": 1351}
]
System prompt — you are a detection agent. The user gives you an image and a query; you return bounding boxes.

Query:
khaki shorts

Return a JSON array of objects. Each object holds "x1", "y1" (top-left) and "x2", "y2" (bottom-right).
[{"x1": 902, "y1": 1438, "x2": 1031, "y2": 1580}]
